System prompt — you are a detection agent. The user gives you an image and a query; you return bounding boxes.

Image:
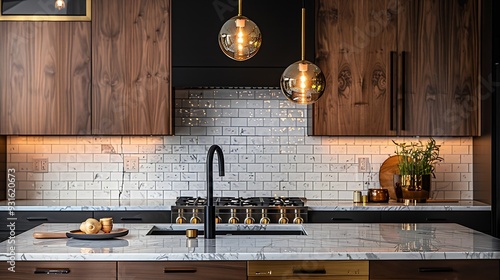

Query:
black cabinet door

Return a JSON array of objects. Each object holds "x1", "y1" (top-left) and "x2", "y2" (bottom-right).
[
  {"x1": 380, "y1": 211, "x2": 491, "y2": 234},
  {"x1": 93, "y1": 211, "x2": 171, "y2": 224},
  {"x1": 308, "y1": 211, "x2": 381, "y2": 223},
  {"x1": 0, "y1": 231, "x2": 9, "y2": 243},
  {"x1": 0, "y1": 211, "x2": 93, "y2": 233}
]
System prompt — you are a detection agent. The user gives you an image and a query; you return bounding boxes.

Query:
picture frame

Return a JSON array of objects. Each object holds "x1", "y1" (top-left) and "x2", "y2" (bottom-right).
[{"x1": 0, "y1": 0, "x2": 91, "y2": 21}]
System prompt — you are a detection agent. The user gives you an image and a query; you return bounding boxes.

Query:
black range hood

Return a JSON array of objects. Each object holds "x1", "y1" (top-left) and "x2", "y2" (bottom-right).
[{"x1": 172, "y1": 0, "x2": 315, "y2": 88}]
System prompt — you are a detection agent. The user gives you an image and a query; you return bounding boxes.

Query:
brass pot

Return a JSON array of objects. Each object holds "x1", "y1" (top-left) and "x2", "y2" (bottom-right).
[
  {"x1": 393, "y1": 174, "x2": 431, "y2": 203},
  {"x1": 367, "y1": 188, "x2": 389, "y2": 203}
]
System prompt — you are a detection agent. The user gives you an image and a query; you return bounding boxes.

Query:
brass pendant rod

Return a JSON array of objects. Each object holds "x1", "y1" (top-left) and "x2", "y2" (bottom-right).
[
  {"x1": 238, "y1": 0, "x2": 242, "y2": 16},
  {"x1": 301, "y1": 5, "x2": 306, "y2": 61}
]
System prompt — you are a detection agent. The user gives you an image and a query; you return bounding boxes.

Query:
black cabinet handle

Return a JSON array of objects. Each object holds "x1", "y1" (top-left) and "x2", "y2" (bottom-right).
[
  {"x1": 425, "y1": 218, "x2": 447, "y2": 222},
  {"x1": 390, "y1": 51, "x2": 397, "y2": 131},
  {"x1": 418, "y1": 267, "x2": 454, "y2": 273},
  {"x1": 34, "y1": 268, "x2": 70, "y2": 274},
  {"x1": 401, "y1": 51, "x2": 407, "y2": 130},
  {"x1": 293, "y1": 268, "x2": 326, "y2": 274},
  {"x1": 331, "y1": 218, "x2": 353, "y2": 221},
  {"x1": 120, "y1": 217, "x2": 143, "y2": 221},
  {"x1": 26, "y1": 217, "x2": 49, "y2": 221},
  {"x1": 164, "y1": 267, "x2": 197, "y2": 273}
]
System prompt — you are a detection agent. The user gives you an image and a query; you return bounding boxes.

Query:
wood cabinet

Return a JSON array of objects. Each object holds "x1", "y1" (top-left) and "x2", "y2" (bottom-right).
[
  {"x1": 92, "y1": 0, "x2": 172, "y2": 135},
  {"x1": 312, "y1": 0, "x2": 396, "y2": 136},
  {"x1": 0, "y1": 261, "x2": 116, "y2": 280},
  {"x1": 0, "y1": 21, "x2": 91, "y2": 135},
  {"x1": 397, "y1": 0, "x2": 481, "y2": 136},
  {"x1": 117, "y1": 261, "x2": 247, "y2": 280},
  {"x1": 248, "y1": 260, "x2": 369, "y2": 279},
  {"x1": 370, "y1": 260, "x2": 499, "y2": 280},
  {"x1": 311, "y1": 0, "x2": 481, "y2": 136}
]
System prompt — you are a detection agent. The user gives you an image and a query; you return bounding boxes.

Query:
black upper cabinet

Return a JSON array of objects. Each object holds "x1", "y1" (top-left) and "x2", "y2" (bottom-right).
[{"x1": 171, "y1": 0, "x2": 315, "y2": 88}]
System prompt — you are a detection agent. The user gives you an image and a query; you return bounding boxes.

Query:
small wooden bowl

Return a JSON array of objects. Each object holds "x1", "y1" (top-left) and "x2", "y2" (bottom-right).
[{"x1": 368, "y1": 188, "x2": 389, "y2": 203}]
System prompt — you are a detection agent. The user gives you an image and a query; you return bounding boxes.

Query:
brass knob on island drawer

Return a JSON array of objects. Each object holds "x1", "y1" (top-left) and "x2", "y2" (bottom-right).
[{"x1": 185, "y1": 229, "x2": 198, "y2": 238}]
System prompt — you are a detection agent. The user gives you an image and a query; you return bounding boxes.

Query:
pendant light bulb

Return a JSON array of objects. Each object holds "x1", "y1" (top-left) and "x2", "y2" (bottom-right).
[
  {"x1": 55, "y1": 0, "x2": 65, "y2": 10},
  {"x1": 281, "y1": 2, "x2": 326, "y2": 104},
  {"x1": 218, "y1": 0, "x2": 262, "y2": 61}
]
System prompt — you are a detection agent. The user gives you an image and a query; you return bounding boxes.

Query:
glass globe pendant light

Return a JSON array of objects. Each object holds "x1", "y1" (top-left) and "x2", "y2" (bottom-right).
[
  {"x1": 218, "y1": 0, "x2": 262, "y2": 61},
  {"x1": 281, "y1": 0, "x2": 326, "y2": 104}
]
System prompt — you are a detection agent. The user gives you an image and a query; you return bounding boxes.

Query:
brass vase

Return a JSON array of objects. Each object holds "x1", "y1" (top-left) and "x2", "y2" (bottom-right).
[{"x1": 393, "y1": 174, "x2": 431, "y2": 203}]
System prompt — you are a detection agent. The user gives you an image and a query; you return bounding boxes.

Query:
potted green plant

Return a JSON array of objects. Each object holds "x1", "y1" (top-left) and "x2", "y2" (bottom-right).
[{"x1": 392, "y1": 138, "x2": 443, "y2": 202}]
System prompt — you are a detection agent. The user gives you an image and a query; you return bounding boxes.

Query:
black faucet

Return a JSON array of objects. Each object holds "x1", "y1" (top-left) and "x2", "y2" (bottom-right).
[{"x1": 204, "y1": 145, "x2": 225, "y2": 239}]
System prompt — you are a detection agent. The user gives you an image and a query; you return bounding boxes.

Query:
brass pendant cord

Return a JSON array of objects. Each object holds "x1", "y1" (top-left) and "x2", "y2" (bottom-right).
[
  {"x1": 238, "y1": 0, "x2": 242, "y2": 16},
  {"x1": 301, "y1": 0, "x2": 306, "y2": 61}
]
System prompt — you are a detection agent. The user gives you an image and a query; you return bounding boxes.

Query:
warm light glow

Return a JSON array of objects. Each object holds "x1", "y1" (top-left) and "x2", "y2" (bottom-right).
[
  {"x1": 280, "y1": 4, "x2": 326, "y2": 104},
  {"x1": 218, "y1": 3, "x2": 262, "y2": 61},
  {"x1": 280, "y1": 60, "x2": 326, "y2": 105},
  {"x1": 54, "y1": 0, "x2": 65, "y2": 10}
]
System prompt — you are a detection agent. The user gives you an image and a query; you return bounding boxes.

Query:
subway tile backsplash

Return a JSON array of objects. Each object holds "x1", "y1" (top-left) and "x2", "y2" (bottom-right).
[{"x1": 7, "y1": 89, "x2": 473, "y2": 201}]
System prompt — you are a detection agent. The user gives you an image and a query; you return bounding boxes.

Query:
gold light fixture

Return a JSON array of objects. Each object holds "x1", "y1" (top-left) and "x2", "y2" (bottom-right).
[
  {"x1": 280, "y1": 0, "x2": 326, "y2": 104},
  {"x1": 218, "y1": 0, "x2": 262, "y2": 61},
  {"x1": 54, "y1": 0, "x2": 66, "y2": 10}
]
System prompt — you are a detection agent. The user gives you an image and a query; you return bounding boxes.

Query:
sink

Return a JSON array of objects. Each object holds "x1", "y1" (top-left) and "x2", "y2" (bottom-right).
[{"x1": 147, "y1": 224, "x2": 307, "y2": 236}]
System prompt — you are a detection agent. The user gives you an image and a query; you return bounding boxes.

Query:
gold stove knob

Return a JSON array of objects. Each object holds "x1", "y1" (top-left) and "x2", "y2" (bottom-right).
[
  {"x1": 293, "y1": 216, "x2": 304, "y2": 224},
  {"x1": 215, "y1": 216, "x2": 222, "y2": 224},
  {"x1": 228, "y1": 209, "x2": 239, "y2": 224},
  {"x1": 278, "y1": 208, "x2": 289, "y2": 224},
  {"x1": 260, "y1": 217, "x2": 270, "y2": 224},
  {"x1": 176, "y1": 209, "x2": 187, "y2": 224}
]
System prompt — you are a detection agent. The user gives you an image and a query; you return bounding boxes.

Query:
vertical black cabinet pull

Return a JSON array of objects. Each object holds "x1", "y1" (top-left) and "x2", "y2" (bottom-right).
[
  {"x1": 401, "y1": 51, "x2": 407, "y2": 131},
  {"x1": 390, "y1": 51, "x2": 397, "y2": 131},
  {"x1": 34, "y1": 268, "x2": 70, "y2": 274}
]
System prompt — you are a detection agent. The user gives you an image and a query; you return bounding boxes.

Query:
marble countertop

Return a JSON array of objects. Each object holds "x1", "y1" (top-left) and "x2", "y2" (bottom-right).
[
  {"x1": 0, "y1": 199, "x2": 491, "y2": 211},
  {"x1": 306, "y1": 200, "x2": 491, "y2": 211},
  {"x1": 1, "y1": 222, "x2": 499, "y2": 261}
]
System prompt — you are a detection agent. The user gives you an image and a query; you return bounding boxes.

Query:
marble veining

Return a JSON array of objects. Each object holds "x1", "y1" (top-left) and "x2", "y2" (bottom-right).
[{"x1": 1, "y1": 223, "x2": 499, "y2": 261}]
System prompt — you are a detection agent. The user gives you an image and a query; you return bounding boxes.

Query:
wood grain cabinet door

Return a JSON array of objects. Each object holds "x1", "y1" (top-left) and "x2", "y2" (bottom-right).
[
  {"x1": 0, "y1": 261, "x2": 116, "y2": 280},
  {"x1": 0, "y1": 21, "x2": 91, "y2": 135},
  {"x1": 370, "y1": 260, "x2": 499, "y2": 280},
  {"x1": 312, "y1": 0, "x2": 397, "y2": 136},
  {"x1": 398, "y1": 0, "x2": 480, "y2": 136},
  {"x1": 92, "y1": 0, "x2": 172, "y2": 135},
  {"x1": 311, "y1": 0, "x2": 480, "y2": 136},
  {"x1": 118, "y1": 261, "x2": 247, "y2": 280}
]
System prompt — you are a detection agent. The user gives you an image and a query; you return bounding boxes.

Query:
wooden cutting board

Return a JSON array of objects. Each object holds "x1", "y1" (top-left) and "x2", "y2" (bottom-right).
[
  {"x1": 33, "y1": 232, "x2": 68, "y2": 239},
  {"x1": 379, "y1": 155, "x2": 401, "y2": 200}
]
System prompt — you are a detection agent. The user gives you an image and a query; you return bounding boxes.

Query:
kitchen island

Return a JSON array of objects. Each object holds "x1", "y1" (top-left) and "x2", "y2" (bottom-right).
[
  {"x1": 1, "y1": 223, "x2": 499, "y2": 279},
  {"x1": 1, "y1": 222, "x2": 499, "y2": 261}
]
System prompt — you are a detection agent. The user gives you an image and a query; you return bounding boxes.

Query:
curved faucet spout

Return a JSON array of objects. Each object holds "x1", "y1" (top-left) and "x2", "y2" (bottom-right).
[{"x1": 205, "y1": 145, "x2": 225, "y2": 239}]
